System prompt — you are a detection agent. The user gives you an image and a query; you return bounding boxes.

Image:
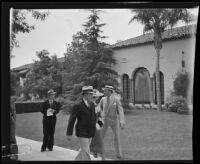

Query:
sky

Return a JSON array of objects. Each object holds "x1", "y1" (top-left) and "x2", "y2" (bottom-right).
[{"x1": 10, "y1": 8, "x2": 199, "y2": 69}]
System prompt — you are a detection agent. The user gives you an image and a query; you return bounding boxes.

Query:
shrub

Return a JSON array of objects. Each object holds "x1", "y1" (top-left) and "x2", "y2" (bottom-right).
[
  {"x1": 121, "y1": 99, "x2": 129, "y2": 109},
  {"x1": 15, "y1": 96, "x2": 26, "y2": 101},
  {"x1": 15, "y1": 101, "x2": 44, "y2": 114},
  {"x1": 10, "y1": 72, "x2": 20, "y2": 96},
  {"x1": 165, "y1": 95, "x2": 188, "y2": 112},
  {"x1": 177, "y1": 107, "x2": 191, "y2": 115},
  {"x1": 56, "y1": 96, "x2": 77, "y2": 115},
  {"x1": 161, "y1": 104, "x2": 168, "y2": 111},
  {"x1": 173, "y1": 71, "x2": 189, "y2": 98},
  {"x1": 121, "y1": 99, "x2": 134, "y2": 113},
  {"x1": 134, "y1": 104, "x2": 143, "y2": 110}
]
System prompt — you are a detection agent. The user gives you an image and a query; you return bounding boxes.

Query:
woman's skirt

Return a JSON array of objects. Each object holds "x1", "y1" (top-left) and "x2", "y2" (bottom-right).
[{"x1": 90, "y1": 129, "x2": 104, "y2": 155}]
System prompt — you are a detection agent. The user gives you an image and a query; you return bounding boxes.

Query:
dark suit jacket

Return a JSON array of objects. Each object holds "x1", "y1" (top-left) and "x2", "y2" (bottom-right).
[
  {"x1": 66, "y1": 99, "x2": 97, "y2": 138},
  {"x1": 41, "y1": 100, "x2": 61, "y2": 118}
]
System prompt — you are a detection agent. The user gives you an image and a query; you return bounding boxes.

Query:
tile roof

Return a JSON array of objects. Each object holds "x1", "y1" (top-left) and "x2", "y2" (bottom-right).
[
  {"x1": 111, "y1": 24, "x2": 197, "y2": 49},
  {"x1": 12, "y1": 63, "x2": 34, "y2": 72},
  {"x1": 11, "y1": 57, "x2": 65, "y2": 72}
]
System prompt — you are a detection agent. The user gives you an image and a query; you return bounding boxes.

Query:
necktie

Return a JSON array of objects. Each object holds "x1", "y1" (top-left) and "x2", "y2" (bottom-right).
[
  {"x1": 50, "y1": 100, "x2": 53, "y2": 107},
  {"x1": 87, "y1": 101, "x2": 90, "y2": 108},
  {"x1": 105, "y1": 96, "x2": 110, "y2": 114}
]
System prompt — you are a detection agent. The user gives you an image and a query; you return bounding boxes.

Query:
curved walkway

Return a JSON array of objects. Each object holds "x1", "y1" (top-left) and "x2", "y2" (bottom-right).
[{"x1": 16, "y1": 136, "x2": 108, "y2": 161}]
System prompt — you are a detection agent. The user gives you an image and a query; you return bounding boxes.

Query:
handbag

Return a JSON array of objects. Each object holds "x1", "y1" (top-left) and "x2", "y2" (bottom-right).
[{"x1": 97, "y1": 120, "x2": 103, "y2": 127}]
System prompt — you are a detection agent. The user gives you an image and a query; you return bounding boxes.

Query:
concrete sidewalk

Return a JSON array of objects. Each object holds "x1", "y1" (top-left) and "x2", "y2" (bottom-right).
[{"x1": 16, "y1": 136, "x2": 108, "y2": 161}]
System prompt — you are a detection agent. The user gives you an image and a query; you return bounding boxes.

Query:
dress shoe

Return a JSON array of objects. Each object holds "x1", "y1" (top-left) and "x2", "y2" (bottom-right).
[
  {"x1": 41, "y1": 149, "x2": 46, "y2": 152},
  {"x1": 93, "y1": 152, "x2": 98, "y2": 158},
  {"x1": 116, "y1": 156, "x2": 123, "y2": 159},
  {"x1": 48, "y1": 148, "x2": 53, "y2": 151}
]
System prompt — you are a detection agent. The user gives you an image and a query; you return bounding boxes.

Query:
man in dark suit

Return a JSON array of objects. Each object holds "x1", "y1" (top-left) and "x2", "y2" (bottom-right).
[
  {"x1": 66, "y1": 86, "x2": 97, "y2": 160},
  {"x1": 41, "y1": 89, "x2": 61, "y2": 152}
]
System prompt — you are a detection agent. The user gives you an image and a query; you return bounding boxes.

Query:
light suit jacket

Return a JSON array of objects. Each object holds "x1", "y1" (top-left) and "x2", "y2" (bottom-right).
[{"x1": 100, "y1": 95, "x2": 125, "y2": 124}]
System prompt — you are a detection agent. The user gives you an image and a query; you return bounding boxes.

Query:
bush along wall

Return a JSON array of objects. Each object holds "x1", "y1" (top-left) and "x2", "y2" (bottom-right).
[
  {"x1": 15, "y1": 101, "x2": 44, "y2": 114},
  {"x1": 121, "y1": 99, "x2": 135, "y2": 113},
  {"x1": 165, "y1": 95, "x2": 189, "y2": 113}
]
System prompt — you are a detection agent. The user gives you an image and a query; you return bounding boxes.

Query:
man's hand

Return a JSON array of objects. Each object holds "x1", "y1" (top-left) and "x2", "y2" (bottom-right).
[
  {"x1": 66, "y1": 135, "x2": 72, "y2": 140},
  {"x1": 48, "y1": 108, "x2": 55, "y2": 113},
  {"x1": 50, "y1": 109, "x2": 55, "y2": 113},
  {"x1": 120, "y1": 122, "x2": 125, "y2": 129}
]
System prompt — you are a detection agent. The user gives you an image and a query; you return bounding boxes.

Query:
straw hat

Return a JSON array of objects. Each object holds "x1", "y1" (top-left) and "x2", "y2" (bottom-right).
[
  {"x1": 48, "y1": 89, "x2": 56, "y2": 95},
  {"x1": 82, "y1": 86, "x2": 94, "y2": 94},
  {"x1": 102, "y1": 85, "x2": 114, "y2": 91}
]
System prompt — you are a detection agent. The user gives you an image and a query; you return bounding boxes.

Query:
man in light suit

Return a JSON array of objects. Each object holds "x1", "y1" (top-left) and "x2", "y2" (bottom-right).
[
  {"x1": 66, "y1": 86, "x2": 97, "y2": 160},
  {"x1": 100, "y1": 85, "x2": 125, "y2": 159}
]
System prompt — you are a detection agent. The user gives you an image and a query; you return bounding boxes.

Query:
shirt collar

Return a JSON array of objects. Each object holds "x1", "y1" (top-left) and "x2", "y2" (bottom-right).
[
  {"x1": 83, "y1": 98, "x2": 89, "y2": 107},
  {"x1": 107, "y1": 94, "x2": 112, "y2": 99}
]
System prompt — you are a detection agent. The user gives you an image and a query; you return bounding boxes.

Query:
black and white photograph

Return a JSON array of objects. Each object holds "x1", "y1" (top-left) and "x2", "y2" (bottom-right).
[{"x1": 2, "y1": 2, "x2": 199, "y2": 162}]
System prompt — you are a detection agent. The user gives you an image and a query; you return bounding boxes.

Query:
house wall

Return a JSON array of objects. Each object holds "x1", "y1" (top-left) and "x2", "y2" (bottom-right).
[{"x1": 112, "y1": 36, "x2": 196, "y2": 103}]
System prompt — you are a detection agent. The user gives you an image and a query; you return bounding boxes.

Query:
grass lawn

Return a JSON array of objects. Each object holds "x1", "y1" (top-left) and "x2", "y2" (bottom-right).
[{"x1": 16, "y1": 109, "x2": 193, "y2": 160}]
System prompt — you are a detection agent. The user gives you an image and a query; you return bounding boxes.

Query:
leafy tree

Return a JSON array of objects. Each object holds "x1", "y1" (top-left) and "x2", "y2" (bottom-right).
[
  {"x1": 129, "y1": 9, "x2": 194, "y2": 111},
  {"x1": 63, "y1": 9, "x2": 118, "y2": 96},
  {"x1": 10, "y1": 9, "x2": 50, "y2": 56},
  {"x1": 23, "y1": 50, "x2": 62, "y2": 99},
  {"x1": 10, "y1": 72, "x2": 20, "y2": 96},
  {"x1": 32, "y1": 50, "x2": 52, "y2": 76}
]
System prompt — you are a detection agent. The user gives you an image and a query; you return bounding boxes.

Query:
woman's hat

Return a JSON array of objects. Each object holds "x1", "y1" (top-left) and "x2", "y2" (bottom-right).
[
  {"x1": 93, "y1": 89, "x2": 104, "y2": 97},
  {"x1": 102, "y1": 85, "x2": 114, "y2": 91},
  {"x1": 82, "y1": 86, "x2": 94, "y2": 94},
  {"x1": 48, "y1": 89, "x2": 56, "y2": 95}
]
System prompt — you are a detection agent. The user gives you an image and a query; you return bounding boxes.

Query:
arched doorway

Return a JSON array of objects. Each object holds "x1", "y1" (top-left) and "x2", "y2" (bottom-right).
[
  {"x1": 122, "y1": 74, "x2": 130, "y2": 100},
  {"x1": 133, "y1": 67, "x2": 152, "y2": 104},
  {"x1": 153, "y1": 72, "x2": 164, "y2": 104}
]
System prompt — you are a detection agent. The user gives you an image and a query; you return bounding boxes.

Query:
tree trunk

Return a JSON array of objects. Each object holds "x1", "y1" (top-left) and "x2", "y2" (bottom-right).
[
  {"x1": 154, "y1": 29, "x2": 162, "y2": 111},
  {"x1": 156, "y1": 49, "x2": 162, "y2": 111}
]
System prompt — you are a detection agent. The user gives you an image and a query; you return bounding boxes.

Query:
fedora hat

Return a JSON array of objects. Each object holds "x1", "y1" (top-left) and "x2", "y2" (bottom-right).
[
  {"x1": 82, "y1": 86, "x2": 94, "y2": 94},
  {"x1": 93, "y1": 89, "x2": 104, "y2": 97},
  {"x1": 102, "y1": 85, "x2": 114, "y2": 91},
  {"x1": 48, "y1": 89, "x2": 56, "y2": 95}
]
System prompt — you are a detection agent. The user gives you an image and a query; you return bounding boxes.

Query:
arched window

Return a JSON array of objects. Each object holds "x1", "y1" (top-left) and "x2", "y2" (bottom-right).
[
  {"x1": 122, "y1": 74, "x2": 130, "y2": 100},
  {"x1": 133, "y1": 68, "x2": 152, "y2": 104},
  {"x1": 153, "y1": 72, "x2": 164, "y2": 104}
]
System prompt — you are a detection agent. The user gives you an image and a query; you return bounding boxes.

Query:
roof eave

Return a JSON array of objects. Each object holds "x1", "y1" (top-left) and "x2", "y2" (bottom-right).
[{"x1": 112, "y1": 33, "x2": 195, "y2": 50}]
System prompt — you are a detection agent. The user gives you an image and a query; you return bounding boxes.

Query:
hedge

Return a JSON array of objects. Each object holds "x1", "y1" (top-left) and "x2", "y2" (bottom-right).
[{"x1": 15, "y1": 101, "x2": 44, "y2": 114}]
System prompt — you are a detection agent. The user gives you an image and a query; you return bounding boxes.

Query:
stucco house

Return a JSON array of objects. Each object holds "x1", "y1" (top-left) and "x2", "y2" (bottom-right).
[
  {"x1": 111, "y1": 24, "x2": 196, "y2": 106},
  {"x1": 11, "y1": 24, "x2": 196, "y2": 106}
]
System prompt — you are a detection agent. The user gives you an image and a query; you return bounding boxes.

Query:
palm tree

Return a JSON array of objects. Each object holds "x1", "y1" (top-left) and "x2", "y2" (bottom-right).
[{"x1": 129, "y1": 9, "x2": 194, "y2": 111}]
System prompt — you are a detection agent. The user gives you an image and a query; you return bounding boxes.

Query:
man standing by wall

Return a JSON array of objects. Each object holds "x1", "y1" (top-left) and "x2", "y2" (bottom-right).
[
  {"x1": 41, "y1": 89, "x2": 61, "y2": 152},
  {"x1": 66, "y1": 86, "x2": 96, "y2": 160},
  {"x1": 100, "y1": 85, "x2": 125, "y2": 159}
]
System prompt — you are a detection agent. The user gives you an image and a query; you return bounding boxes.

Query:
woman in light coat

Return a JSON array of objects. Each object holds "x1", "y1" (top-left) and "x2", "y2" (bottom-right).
[{"x1": 90, "y1": 89, "x2": 106, "y2": 160}]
